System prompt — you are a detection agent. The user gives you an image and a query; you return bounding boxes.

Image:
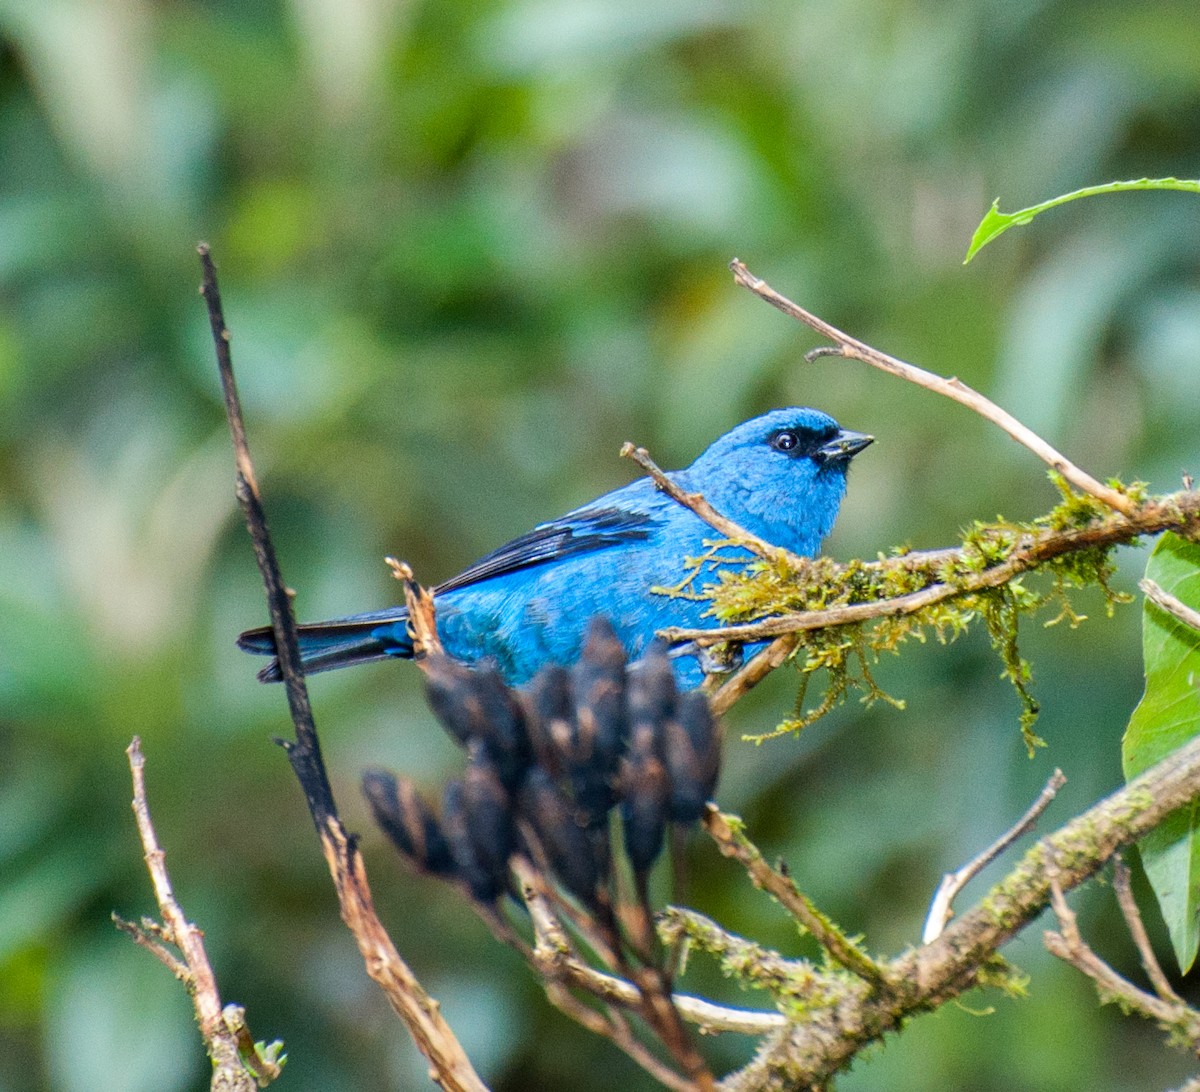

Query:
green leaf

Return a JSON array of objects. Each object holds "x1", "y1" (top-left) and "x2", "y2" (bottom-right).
[
  {"x1": 964, "y1": 177, "x2": 1200, "y2": 264},
  {"x1": 1122, "y1": 532, "x2": 1200, "y2": 972}
]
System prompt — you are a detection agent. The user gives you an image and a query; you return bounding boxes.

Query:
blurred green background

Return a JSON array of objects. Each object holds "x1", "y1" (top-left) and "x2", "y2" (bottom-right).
[{"x1": 3, "y1": 1, "x2": 1200, "y2": 1089}]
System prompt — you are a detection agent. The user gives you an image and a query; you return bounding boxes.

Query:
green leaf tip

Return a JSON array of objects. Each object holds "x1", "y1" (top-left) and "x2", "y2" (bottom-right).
[{"x1": 964, "y1": 177, "x2": 1200, "y2": 264}]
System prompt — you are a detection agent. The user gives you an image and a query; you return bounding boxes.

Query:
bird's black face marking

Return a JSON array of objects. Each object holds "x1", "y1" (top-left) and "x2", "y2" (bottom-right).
[{"x1": 768, "y1": 425, "x2": 837, "y2": 458}]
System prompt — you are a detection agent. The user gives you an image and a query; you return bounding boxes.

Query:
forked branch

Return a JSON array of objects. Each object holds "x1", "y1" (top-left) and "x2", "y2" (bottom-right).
[{"x1": 116, "y1": 737, "x2": 282, "y2": 1090}]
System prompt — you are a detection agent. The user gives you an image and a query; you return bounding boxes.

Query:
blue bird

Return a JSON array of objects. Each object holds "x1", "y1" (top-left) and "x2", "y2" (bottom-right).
[{"x1": 239, "y1": 408, "x2": 872, "y2": 690}]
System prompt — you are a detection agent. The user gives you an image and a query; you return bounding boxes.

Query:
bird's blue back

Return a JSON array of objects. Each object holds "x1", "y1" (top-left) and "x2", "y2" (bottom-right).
[{"x1": 239, "y1": 407, "x2": 869, "y2": 689}]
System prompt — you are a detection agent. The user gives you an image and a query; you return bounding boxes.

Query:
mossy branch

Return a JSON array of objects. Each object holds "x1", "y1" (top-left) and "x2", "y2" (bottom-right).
[
  {"x1": 667, "y1": 482, "x2": 1200, "y2": 736},
  {"x1": 702, "y1": 730, "x2": 1200, "y2": 1089}
]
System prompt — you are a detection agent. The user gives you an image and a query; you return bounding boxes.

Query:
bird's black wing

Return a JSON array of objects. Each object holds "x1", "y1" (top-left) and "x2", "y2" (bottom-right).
[{"x1": 435, "y1": 506, "x2": 659, "y2": 595}]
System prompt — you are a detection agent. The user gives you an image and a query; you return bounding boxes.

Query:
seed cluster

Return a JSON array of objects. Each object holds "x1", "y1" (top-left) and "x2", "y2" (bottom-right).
[{"x1": 363, "y1": 618, "x2": 722, "y2": 913}]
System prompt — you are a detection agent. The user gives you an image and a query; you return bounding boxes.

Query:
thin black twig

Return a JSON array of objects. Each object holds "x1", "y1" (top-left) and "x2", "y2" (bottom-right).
[{"x1": 199, "y1": 243, "x2": 488, "y2": 1092}]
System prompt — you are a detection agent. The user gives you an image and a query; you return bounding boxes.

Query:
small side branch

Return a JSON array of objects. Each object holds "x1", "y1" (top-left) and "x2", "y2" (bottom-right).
[
  {"x1": 1141, "y1": 578, "x2": 1200, "y2": 633},
  {"x1": 1044, "y1": 861, "x2": 1200, "y2": 1047},
  {"x1": 621, "y1": 443, "x2": 806, "y2": 570},
  {"x1": 707, "y1": 635, "x2": 799, "y2": 716},
  {"x1": 388, "y1": 555, "x2": 444, "y2": 657},
  {"x1": 703, "y1": 808, "x2": 888, "y2": 987},
  {"x1": 117, "y1": 738, "x2": 281, "y2": 1090},
  {"x1": 512, "y1": 857, "x2": 697, "y2": 1092},
  {"x1": 923, "y1": 769, "x2": 1066, "y2": 943},
  {"x1": 730, "y1": 259, "x2": 1136, "y2": 516},
  {"x1": 1111, "y1": 856, "x2": 1182, "y2": 1004}
]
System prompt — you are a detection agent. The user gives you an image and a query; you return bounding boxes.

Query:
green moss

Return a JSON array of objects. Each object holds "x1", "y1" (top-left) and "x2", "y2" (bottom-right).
[
  {"x1": 974, "y1": 957, "x2": 1030, "y2": 999},
  {"x1": 685, "y1": 475, "x2": 1144, "y2": 748}
]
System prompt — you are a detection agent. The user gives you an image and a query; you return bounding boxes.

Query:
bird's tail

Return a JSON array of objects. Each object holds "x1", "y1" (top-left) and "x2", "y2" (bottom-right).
[{"x1": 237, "y1": 607, "x2": 413, "y2": 682}]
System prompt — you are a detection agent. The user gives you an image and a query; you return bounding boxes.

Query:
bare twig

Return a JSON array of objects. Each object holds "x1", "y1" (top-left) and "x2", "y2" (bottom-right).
[
  {"x1": 200, "y1": 244, "x2": 488, "y2": 1092},
  {"x1": 512, "y1": 856, "x2": 780, "y2": 1087},
  {"x1": 620, "y1": 442, "x2": 807, "y2": 569},
  {"x1": 707, "y1": 634, "x2": 799, "y2": 715},
  {"x1": 1141, "y1": 578, "x2": 1200, "y2": 634},
  {"x1": 112, "y1": 915, "x2": 189, "y2": 981},
  {"x1": 730, "y1": 259, "x2": 1137, "y2": 516},
  {"x1": 702, "y1": 808, "x2": 888, "y2": 987},
  {"x1": 1112, "y1": 855, "x2": 1182, "y2": 1004},
  {"x1": 118, "y1": 738, "x2": 278, "y2": 1090},
  {"x1": 513, "y1": 856, "x2": 695, "y2": 1091},
  {"x1": 923, "y1": 769, "x2": 1067, "y2": 943},
  {"x1": 387, "y1": 556, "x2": 444, "y2": 657},
  {"x1": 1044, "y1": 863, "x2": 1200, "y2": 1047},
  {"x1": 544, "y1": 985, "x2": 695, "y2": 1092}
]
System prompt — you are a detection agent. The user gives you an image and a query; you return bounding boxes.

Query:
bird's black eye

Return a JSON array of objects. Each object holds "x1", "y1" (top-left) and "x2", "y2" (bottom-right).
[{"x1": 770, "y1": 430, "x2": 800, "y2": 452}]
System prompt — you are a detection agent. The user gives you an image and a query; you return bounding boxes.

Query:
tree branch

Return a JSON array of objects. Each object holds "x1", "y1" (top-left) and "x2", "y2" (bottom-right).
[
  {"x1": 660, "y1": 490, "x2": 1200, "y2": 647},
  {"x1": 702, "y1": 809, "x2": 887, "y2": 986},
  {"x1": 1141, "y1": 577, "x2": 1200, "y2": 633},
  {"x1": 620, "y1": 443, "x2": 806, "y2": 570},
  {"x1": 723, "y1": 728, "x2": 1200, "y2": 1088},
  {"x1": 1111, "y1": 855, "x2": 1183, "y2": 1004},
  {"x1": 923, "y1": 769, "x2": 1066, "y2": 943},
  {"x1": 1044, "y1": 861, "x2": 1200, "y2": 1046},
  {"x1": 117, "y1": 737, "x2": 280, "y2": 1090},
  {"x1": 729, "y1": 259, "x2": 1137, "y2": 516},
  {"x1": 200, "y1": 243, "x2": 488, "y2": 1092}
]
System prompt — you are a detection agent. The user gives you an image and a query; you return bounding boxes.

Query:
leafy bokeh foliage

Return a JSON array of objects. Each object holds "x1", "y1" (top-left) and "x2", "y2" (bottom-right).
[{"x1": 3, "y1": 1, "x2": 1200, "y2": 1089}]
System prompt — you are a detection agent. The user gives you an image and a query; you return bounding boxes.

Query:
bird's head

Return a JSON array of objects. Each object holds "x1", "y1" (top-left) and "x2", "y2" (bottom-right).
[{"x1": 681, "y1": 407, "x2": 872, "y2": 555}]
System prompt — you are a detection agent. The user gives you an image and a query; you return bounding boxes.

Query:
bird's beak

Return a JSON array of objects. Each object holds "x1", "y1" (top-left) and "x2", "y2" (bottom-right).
[{"x1": 814, "y1": 429, "x2": 874, "y2": 465}]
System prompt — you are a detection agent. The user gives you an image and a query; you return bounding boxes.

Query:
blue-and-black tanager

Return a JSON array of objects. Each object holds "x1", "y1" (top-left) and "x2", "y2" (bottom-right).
[{"x1": 238, "y1": 407, "x2": 872, "y2": 689}]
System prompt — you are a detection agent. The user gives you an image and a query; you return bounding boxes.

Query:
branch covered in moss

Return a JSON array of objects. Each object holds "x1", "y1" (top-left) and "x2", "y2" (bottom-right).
[
  {"x1": 707, "y1": 728, "x2": 1200, "y2": 1090},
  {"x1": 675, "y1": 483, "x2": 1200, "y2": 738}
]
